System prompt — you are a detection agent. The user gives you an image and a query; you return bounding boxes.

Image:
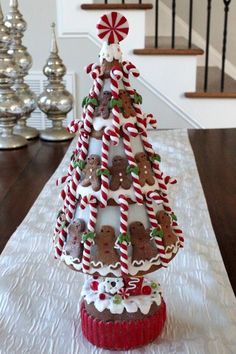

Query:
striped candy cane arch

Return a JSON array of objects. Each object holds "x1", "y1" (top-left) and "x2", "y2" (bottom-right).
[{"x1": 80, "y1": 195, "x2": 98, "y2": 273}]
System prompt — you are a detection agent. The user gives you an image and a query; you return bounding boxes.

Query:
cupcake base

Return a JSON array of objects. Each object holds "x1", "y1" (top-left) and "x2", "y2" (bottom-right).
[{"x1": 80, "y1": 298, "x2": 166, "y2": 350}]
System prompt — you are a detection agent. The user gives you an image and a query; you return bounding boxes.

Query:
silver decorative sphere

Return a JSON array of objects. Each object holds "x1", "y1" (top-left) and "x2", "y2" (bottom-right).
[
  {"x1": 0, "y1": 1, "x2": 27, "y2": 149},
  {"x1": 4, "y1": 0, "x2": 27, "y2": 35},
  {"x1": 8, "y1": 38, "x2": 32, "y2": 76},
  {"x1": 37, "y1": 23, "x2": 74, "y2": 142},
  {"x1": 5, "y1": 0, "x2": 38, "y2": 140}
]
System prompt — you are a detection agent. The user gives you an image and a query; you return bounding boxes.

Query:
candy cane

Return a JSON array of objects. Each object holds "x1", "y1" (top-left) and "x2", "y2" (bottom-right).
[
  {"x1": 54, "y1": 214, "x2": 70, "y2": 258},
  {"x1": 80, "y1": 196, "x2": 98, "y2": 272},
  {"x1": 83, "y1": 63, "x2": 104, "y2": 134},
  {"x1": 172, "y1": 221, "x2": 184, "y2": 247},
  {"x1": 122, "y1": 61, "x2": 139, "y2": 96},
  {"x1": 122, "y1": 125, "x2": 143, "y2": 204},
  {"x1": 118, "y1": 195, "x2": 129, "y2": 276},
  {"x1": 145, "y1": 196, "x2": 168, "y2": 267},
  {"x1": 110, "y1": 66, "x2": 123, "y2": 135},
  {"x1": 100, "y1": 127, "x2": 111, "y2": 207},
  {"x1": 145, "y1": 113, "x2": 157, "y2": 129},
  {"x1": 122, "y1": 60, "x2": 184, "y2": 248}
]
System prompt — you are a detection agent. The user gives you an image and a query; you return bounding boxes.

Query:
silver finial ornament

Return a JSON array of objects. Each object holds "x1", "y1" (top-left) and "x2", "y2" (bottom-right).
[
  {"x1": 0, "y1": 1, "x2": 27, "y2": 149},
  {"x1": 38, "y1": 23, "x2": 74, "y2": 142},
  {"x1": 4, "y1": 0, "x2": 38, "y2": 140}
]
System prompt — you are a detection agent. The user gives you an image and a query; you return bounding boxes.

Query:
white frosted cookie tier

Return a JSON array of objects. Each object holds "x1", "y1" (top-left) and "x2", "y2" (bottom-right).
[{"x1": 61, "y1": 241, "x2": 180, "y2": 277}]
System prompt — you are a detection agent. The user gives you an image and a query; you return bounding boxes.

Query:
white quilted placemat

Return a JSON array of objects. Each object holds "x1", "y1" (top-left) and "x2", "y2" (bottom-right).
[{"x1": 0, "y1": 130, "x2": 236, "y2": 354}]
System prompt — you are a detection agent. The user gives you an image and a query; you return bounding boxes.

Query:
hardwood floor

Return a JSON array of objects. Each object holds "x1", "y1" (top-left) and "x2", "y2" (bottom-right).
[{"x1": 0, "y1": 139, "x2": 70, "y2": 252}]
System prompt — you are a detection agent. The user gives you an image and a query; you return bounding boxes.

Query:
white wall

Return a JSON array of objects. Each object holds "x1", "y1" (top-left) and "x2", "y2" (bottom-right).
[{"x1": 1, "y1": 0, "x2": 192, "y2": 128}]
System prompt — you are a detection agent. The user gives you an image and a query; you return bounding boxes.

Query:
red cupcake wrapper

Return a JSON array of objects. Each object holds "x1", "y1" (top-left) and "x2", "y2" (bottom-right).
[{"x1": 80, "y1": 299, "x2": 166, "y2": 350}]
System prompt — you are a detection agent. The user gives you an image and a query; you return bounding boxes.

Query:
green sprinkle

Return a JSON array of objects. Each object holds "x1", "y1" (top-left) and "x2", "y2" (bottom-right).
[{"x1": 113, "y1": 295, "x2": 122, "y2": 304}]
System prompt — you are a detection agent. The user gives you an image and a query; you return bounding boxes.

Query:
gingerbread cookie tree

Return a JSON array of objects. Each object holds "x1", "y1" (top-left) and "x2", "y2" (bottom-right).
[{"x1": 53, "y1": 12, "x2": 184, "y2": 350}]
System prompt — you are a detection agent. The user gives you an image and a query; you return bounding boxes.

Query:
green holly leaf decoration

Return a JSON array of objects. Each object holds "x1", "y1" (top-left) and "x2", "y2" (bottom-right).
[
  {"x1": 96, "y1": 168, "x2": 111, "y2": 177},
  {"x1": 134, "y1": 92, "x2": 143, "y2": 105},
  {"x1": 118, "y1": 233, "x2": 131, "y2": 244},
  {"x1": 82, "y1": 96, "x2": 89, "y2": 108},
  {"x1": 150, "y1": 154, "x2": 161, "y2": 163},
  {"x1": 110, "y1": 98, "x2": 123, "y2": 109},
  {"x1": 88, "y1": 97, "x2": 98, "y2": 107},
  {"x1": 82, "y1": 232, "x2": 96, "y2": 242},
  {"x1": 150, "y1": 228, "x2": 164, "y2": 238},
  {"x1": 126, "y1": 165, "x2": 139, "y2": 175},
  {"x1": 82, "y1": 96, "x2": 98, "y2": 108},
  {"x1": 73, "y1": 160, "x2": 86, "y2": 170},
  {"x1": 171, "y1": 213, "x2": 177, "y2": 221}
]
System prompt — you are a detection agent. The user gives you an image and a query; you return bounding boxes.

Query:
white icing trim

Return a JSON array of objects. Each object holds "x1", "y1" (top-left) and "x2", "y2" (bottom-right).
[
  {"x1": 61, "y1": 240, "x2": 180, "y2": 276},
  {"x1": 99, "y1": 42, "x2": 123, "y2": 64},
  {"x1": 81, "y1": 276, "x2": 162, "y2": 315}
]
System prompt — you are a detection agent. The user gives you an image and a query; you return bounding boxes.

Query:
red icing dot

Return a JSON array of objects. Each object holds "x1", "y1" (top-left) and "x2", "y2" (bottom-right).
[
  {"x1": 99, "y1": 293, "x2": 106, "y2": 300},
  {"x1": 90, "y1": 281, "x2": 99, "y2": 291},
  {"x1": 93, "y1": 275, "x2": 99, "y2": 279},
  {"x1": 142, "y1": 285, "x2": 152, "y2": 295}
]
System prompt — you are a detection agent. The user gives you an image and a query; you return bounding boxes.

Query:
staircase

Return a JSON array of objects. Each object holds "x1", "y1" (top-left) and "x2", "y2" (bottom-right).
[{"x1": 57, "y1": 0, "x2": 236, "y2": 128}]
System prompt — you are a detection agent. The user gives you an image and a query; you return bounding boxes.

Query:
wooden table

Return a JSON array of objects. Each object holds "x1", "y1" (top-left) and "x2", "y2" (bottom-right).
[{"x1": 0, "y1": 129, "x2": 235, "y2": 296}]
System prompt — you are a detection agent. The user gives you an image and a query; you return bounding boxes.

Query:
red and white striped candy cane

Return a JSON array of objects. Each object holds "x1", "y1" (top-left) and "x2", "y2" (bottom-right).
[
  {"x1": 147, "y1": 191, "x2": 163, "y2": 205},
  {"x1": 118, "y1": 195, "x2": 129, "y2": 276},
  {"x1": 54, "y1": 215, "x2": 70, "y2": 258},
  {"x1": 172, "y1": 220, "x2": 184, "y2": 247},
  {"x1": 145, "y1": 195, "x2": 168, "y2": 267},
  {"x1": 122, "y1": 125, "x2": 143, "y2": 204},
  {"x1": 83, "y1": 64, "x2": 103, "y2": 135},
  {"x1": 147, "y1": 194, "x2": 184, "y2": 247},
  {"x1": 122, "y1": 63, "x2": 163, "y2": 206},
  {"x1": 164, "y1": 175, "x2": 177, "y2": 185},
  {"x1": 91, "y1": 64, "x2": 103, "y2": 97},
  {"x1": 123, "y1": 122, "x2": 139, "y2": 137},
  {"x1": 110, "y1": 66, "x2": 123, "y2": 135},
  {"x1": 80, "y1": 195, "x2": 98, "y2": 273},
  {"x1": 100, "y1": 127, "x2": 111, "y2": 207},
  {"x1": 145, "y1": 113, "x2": 157, "y2": 129},
  {"x1": 122, "y1": 61, "x2": 139, "y2": 96}
]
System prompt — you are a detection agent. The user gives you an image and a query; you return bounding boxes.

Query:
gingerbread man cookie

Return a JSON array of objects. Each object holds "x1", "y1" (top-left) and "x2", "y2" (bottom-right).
[
  {"x1": 109, "y1": 156, "x2": 132, "y2": 191},
  {"x1": 119, "y1": 90, "x2": 136, "y2": 118},
  {"x1": 102, "y1": 59, "x2": 122, "y2": 79},
  {"x1": 129, "y1": 221, "x2": 157, "y2": 263},
  {"x1": 90, "y1": 226, "x2": 120, "y2": 266},
  {"x1": 94, "y1": 91, "x2": 112, "y2": 119},
  {"x1": 81, "y1": 154, "x2": 101, "y2": 191},
  {"x1": 156, "y1": 210, "x2": 178, "y2": 251},
  {"x1": 135, "y1": 152, "x2": 155, "y2": 187},
  {"x1": 64, "y1": 219, "x2": 85, "y2": 260}
]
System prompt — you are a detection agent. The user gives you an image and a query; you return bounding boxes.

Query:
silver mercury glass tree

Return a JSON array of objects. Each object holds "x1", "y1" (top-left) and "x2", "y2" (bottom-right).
[
  {"x1": 4, "y1": 0, "x2": 38, "y2": 140},
  {"x1": 37, "y1": 23, "x2": 74, "y2": 142},
  {"x1": 0, "y1": 1, "x2": 26, "y2": 149}
]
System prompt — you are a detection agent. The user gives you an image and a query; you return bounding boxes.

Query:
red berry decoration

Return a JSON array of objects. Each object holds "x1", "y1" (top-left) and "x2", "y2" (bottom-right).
[
  {"x1": 99, "y1": 293, "x2": 106, "y2": 300},
  {"x1": 90, "y1": 281, "x2": 99, "y2": 291},
  {"x1": 97, "y1": 12, "x2": 129, "y2": 44},
  {"x1": 142, "y1": 285, "x2": 152, "y2": 295}
]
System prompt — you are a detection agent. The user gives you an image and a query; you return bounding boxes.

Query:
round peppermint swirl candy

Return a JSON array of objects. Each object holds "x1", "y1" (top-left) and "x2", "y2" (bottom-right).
[{"x1": 97, "y1": 12, "x2": 129, "y2": 44}]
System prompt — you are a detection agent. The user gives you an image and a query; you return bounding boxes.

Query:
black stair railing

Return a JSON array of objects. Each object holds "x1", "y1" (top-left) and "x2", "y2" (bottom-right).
[
  {"x1": 204, "y1": 0, "x2": 212, "y2": 92},
  {"x1": 221, "y1": 0, "x2": 232, "y2": 92},
  {"x1": 188, "y1": 0, "x2": 193, "y2": 49},
  {"x1": 92, "y1": 0, "x2": 234, "y2": 93}
]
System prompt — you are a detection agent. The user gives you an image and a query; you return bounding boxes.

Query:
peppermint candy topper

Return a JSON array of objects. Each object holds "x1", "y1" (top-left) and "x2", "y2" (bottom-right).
[{"x1": 97, "y1": 12, "x2": 129, "y2": 44}]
